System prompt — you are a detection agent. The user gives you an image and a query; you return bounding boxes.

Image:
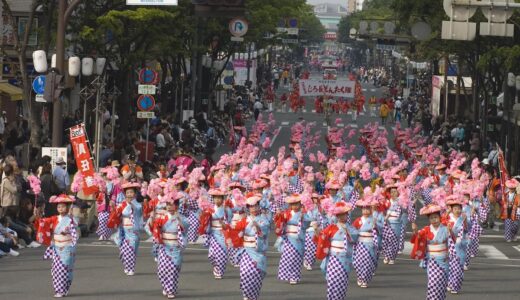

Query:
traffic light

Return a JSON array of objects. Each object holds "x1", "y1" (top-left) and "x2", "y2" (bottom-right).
[{"x1": 43, "y1": 71, "x2": 64, "y2": 102}]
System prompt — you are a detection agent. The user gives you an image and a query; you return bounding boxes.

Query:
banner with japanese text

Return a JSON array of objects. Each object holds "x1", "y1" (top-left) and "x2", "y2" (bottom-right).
[
  {"x1": 299, "y1": 79, "x2": 355, "y2": 98},
  {"x1": 70, "y1": 124, "x2": 97, "y2": 196}
]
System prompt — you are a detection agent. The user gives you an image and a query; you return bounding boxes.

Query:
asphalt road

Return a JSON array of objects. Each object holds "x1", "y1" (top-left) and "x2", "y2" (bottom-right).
[{"x1": 3, "y1": 76, "x2": 520, "y2": 299}]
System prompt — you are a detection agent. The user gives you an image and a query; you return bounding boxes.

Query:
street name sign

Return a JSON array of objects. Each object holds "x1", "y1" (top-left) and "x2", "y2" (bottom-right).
[{"x1": 137, "y1": 111, "x2": 155, "y2": 119}]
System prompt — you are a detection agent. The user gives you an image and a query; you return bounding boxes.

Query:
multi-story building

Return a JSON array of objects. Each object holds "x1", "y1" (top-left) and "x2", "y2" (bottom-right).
[
  {"x1": 0, "y1": 0, "x2": 35, "y2": 117},
  {"x1": 313, "y1": 3, "x2": 348, "y2": 33}
]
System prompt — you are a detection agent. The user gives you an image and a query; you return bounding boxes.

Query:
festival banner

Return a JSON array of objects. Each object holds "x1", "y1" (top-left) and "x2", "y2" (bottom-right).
[
  {"x1": 69, "y1": 124, "x2": 97, "y2": 196},
  {"x1": 299, "y1": 79, "x2": 355, "y2": 98},
  {"x1": 497, "y1": 144, "x2": 509, "y2": 205}
]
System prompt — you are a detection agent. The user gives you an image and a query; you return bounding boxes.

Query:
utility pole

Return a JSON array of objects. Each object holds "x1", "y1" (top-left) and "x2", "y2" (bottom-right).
[{"x1": 52, "y1": 0, "x2": 82, "y2": 147}]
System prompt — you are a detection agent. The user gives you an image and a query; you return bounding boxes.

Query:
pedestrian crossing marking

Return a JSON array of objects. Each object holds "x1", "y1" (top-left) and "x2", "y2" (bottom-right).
[
  {"x1": 479, "y1": 245, "x2": 509, "y2": 260},
  {"x1": 370, "y1": 89, "x2": 376, "y2": 92},
  {"x1": 359, "y1": 112, "x2": 365, "y2": 116},
  {"x1": 312, "y1": 109, "x2": 316, "y2": 113},
  {"x1": 281, "y1": 122, "x2": 290, "y2": 126},
  {"x1": 513, "y1": 246, "x2": 520, "y2": 253},
  {"x1": 302, "y1": 109, "x2": 307, "y2": 112}
]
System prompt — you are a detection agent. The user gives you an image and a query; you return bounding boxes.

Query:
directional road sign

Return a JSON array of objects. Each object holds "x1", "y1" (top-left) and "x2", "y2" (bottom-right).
[
  {"x1": 137, "y1": 94, "x2": 156, "y2": 112},
  {"x1": 229, "y1": 18, "x2": 248, "y2": 37},
  {"x1": 32, "y1": 75, "x2": 46, "y2": 94}
]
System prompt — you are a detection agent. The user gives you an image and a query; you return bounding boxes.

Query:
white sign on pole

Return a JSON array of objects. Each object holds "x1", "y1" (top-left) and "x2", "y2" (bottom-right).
[
  {"x1": 137, "y1": 111, "x2": 155, "y2": 119},
  {"x1": 35, "y1": 94, "x2": 46, "y2": 102},
  {"x1": 299, "y1": 79, "x2": 356, "y2": 98},
  {"x1": 287, "y1": 28, "x2": 299, "y2": 35},
  {"x1": 138, "y1": 84, "x2": 156, "y2": 95},
  {"x1": 42, "y1": 147, "x2": 68, "y2": 170},
  {"x1": 126, "y1": 0, "x2": 178, "y2": 5}
]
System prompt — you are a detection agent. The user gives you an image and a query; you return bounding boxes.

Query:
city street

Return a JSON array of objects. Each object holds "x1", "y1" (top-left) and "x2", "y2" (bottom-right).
[
  {"x1": 2, "y1": 80, "x2": 520, "y2": 299},
  {"x1": 2, "y1": 1, "x2": 520, "y2": 300}
]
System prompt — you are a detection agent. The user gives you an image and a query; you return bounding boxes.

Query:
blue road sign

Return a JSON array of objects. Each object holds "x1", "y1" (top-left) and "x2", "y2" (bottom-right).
[
  {"x1": 289, "y1": 19, "x2": 298, "y2": 28},
  {"x1": 137, "y1": 94, "x2": 156, "y2": 112},
  {"x1": 32, "y1": 75, "x2": 46, "y2": 94}
]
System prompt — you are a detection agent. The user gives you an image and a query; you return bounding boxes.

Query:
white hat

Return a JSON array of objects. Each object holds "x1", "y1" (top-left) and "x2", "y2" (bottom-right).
[
  {"x1": 55, "y1": 157, "x2": 66, "y2": 165},
  {"x1": 2, "y1": 111, "x2": 6, "y2": 114},
  {"x1": 482, "y1": 158, "x2": 490, "y2": 165}
]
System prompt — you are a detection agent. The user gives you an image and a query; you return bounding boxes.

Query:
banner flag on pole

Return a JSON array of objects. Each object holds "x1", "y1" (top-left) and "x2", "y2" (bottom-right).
[{"x1": 70, "y1": 124, "x2": 98, "y2": 196}]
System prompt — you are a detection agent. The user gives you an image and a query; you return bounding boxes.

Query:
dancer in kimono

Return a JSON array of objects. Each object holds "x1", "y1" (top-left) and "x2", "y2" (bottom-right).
[
  {"x1": 233, "y1": 194, "x2": 270, "y2": 300},
  {"x1": 352, "y1": 197, "x2": 378, "y2": 288},
  {"x1": 502, "y1": 179, "x2": 520, "y2": 242},
  {"x1": 107, "y1": 182, "x2": 143, "y2": 276},
  {"x1": 275, "y1": 194, "x2": 311, "y2": 284},
  {"x1": 382, "y1": 184, "x2": 404, "y2": 265},
  {"x1": 315, "y1": 202, "x2": 358, "y2": 300},
  {"x1": 152, "y1": 191, "x2": 189, "y2": 299},
  {"x1": 176, "y1": 178, "x2": 200, "y2": 244},
  {"x1": 199, "y1": 187, "x2": 232, "y2": 279},
  {"x1": 303, "y1": 193, "x2": 322, "y2": 271},
  {"x1": 411, "y1": 204, "x2": 450, "y2": 300},
  {"x1": 463, "y1": 190, "x2": 488, "y2": 270},
  {"x1": 143, "y1": 179, "x2": 167, "y2": 261},
  {"x1": 35, "y1": 194, "x2": 78, "y2": 298},
  {"x1": 444, "y1": 195, "x2": 468, "y2": 294},
  {"x1": 96, "y1": 167, "x2": 117, "y2": 241}
]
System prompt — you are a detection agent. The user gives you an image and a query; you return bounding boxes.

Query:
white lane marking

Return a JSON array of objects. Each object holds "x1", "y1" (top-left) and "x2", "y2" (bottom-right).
[
  {"x1": 402, "y1": 242, "x2": 413, "y2": 255},
  {"x1": 270, "y1": 126, "x2": 282, "y2": 147},
  {"x1": 370, "y1": 89, "x2": 376, "y2": 92},
  {"x1": 493, "y1": 221, "x2": 503, "y2": 232},
  {"x1": 337, "y1": 123, "x2": 345, "y2": 127},
  {"x1": 359, "y1": 112, "x2": 365, "y2": 116},
  {"x1": 281, "y1": 122, "x2": 289, "y2": 126},
  {"x1": 302, "y1": 109, "x2": 307, "y2": 113},
  {"x1": 514, "y1": 245, "x2": 520, "y2": 253},
  {"x1": 322, "y1": 122, "x2": 327, "y2": 127},
  {"x1": 479, "y1": 245, "x2": 509, "y2": 260},
  {"x1": 312, "y1": 109, "x2": 316, "y2": 113},
  {"x1": 362, "y1": 88, "x2": 367, "y2": 92},
  {"x1": 79, "y1": 243, "x2": 520, "y2": 264},
  {"x1": 378, "y1": 126, "x2": 386, "y2": 130},
  {"x1": 349, "y1": 124, "x2": 358, "y2": 128}
]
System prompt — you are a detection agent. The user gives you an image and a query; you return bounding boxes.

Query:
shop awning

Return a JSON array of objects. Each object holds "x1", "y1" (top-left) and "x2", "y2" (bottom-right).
[{"x1": 0, "y1": 82, "x2": 23, "y2": 101}]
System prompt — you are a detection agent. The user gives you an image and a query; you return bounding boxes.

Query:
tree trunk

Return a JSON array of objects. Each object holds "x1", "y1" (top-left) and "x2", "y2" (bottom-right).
[{"x1": 117, "y1": 67, "x2": 131, "y2": 136}]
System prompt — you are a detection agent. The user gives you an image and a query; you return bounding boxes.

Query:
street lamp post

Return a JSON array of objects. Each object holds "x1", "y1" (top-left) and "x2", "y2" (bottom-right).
[{"x1": 52, "y1": 0, "x2": 82, "y2": 147}]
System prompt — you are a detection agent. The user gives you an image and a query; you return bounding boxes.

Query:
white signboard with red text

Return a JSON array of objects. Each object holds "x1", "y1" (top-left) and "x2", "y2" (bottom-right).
[{"x1": 299, "y1": 79, "x2": 355, "y2": 98}]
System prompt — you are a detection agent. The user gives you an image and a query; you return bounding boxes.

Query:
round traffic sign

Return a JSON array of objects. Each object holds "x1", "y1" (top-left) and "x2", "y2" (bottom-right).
[
  {"x1": 32, "y1": 75, "x2": 46, "y2": 94},
  {"x1": 288, "y1": 19, "x2": 298, "y2": 28},
  {"x1": 139, "y1": 69, "x2": 158, "y2": 84},
  {"x1": 137, "y1": 95, "x2": 156, "y2": 112},
  {"x1": 229, "y1": 18, "x2": 249, "y2": 37}
]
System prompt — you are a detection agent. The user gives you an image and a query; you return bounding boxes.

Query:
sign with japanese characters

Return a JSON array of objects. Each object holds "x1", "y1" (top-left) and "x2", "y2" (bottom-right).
[
  {"x1": 41, "y1": 147, "x2": 68, "y2": 170},
  {"x1": 299, "y1": 79, "x2": 355, "y2": 98},
  {"x1": 69, "y1": 124, "x2": 97, "y2": 196}
]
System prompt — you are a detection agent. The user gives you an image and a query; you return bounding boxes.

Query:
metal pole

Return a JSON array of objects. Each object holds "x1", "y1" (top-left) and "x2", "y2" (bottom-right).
[
  {"x1": 52, "y1": 0, "x2": 66, "y2": 147},
  {"x1": 94, "y1": 82, "x2": 101, "y2": 171},
  {"x1": 247, "y1": 43, "x2": 251, "y2": 85},
  {"x1": 111, "y1": 95, "x2": 116, "y2": 143},
  {"x1": 145, "y1": 119, "x2": 150, "y2": 161},
  {"x1": 444, "y1": 55, "x2": 449, "y2": 122}
]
